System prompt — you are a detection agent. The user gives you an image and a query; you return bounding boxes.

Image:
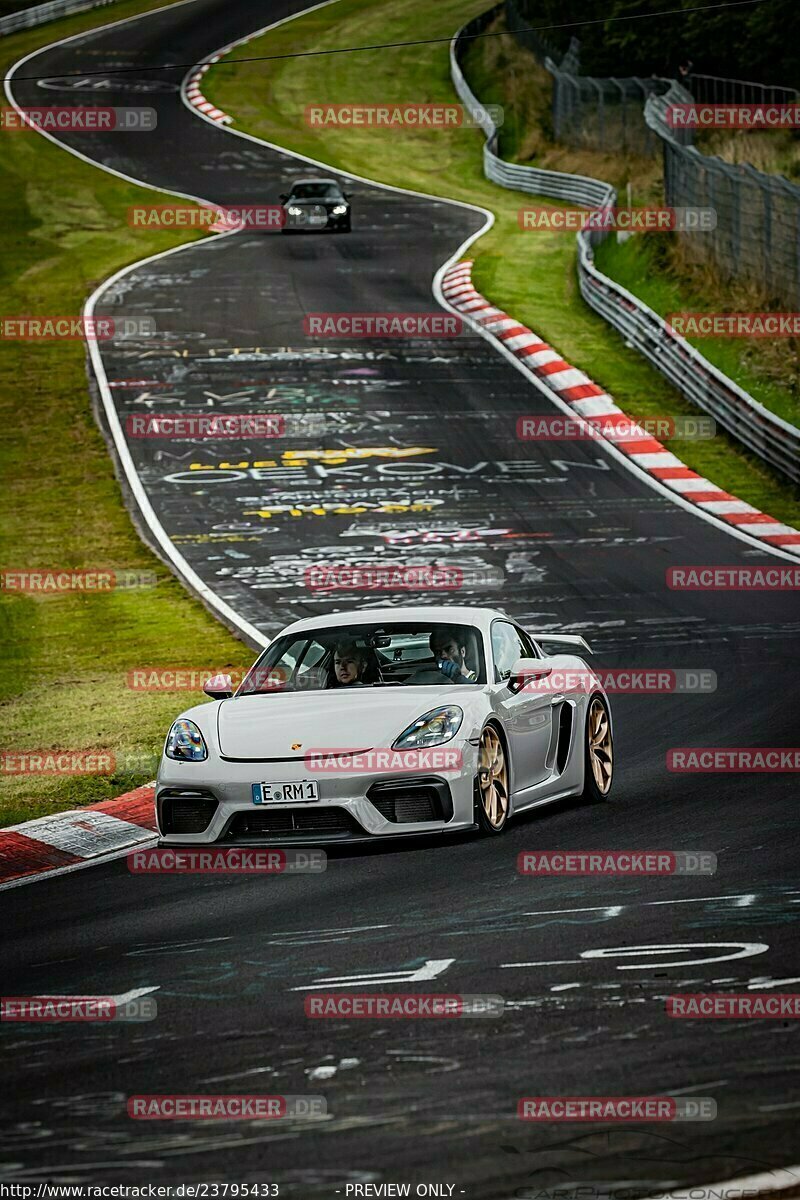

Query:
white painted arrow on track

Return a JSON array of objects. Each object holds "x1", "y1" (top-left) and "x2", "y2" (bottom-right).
[{"x1": 291, "y1": 959, "x2": 455, "y2": 990}]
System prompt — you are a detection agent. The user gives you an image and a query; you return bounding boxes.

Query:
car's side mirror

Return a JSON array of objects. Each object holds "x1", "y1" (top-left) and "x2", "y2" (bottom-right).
[
  {"x1": 507, "y1": 657, "x2": 552, "y2": 694},
  {"x1": 203, "y1": 673, "x2": 234, "y2": 699},
  {"x1": 343, "y1": 192, "x2": 352, "y2": 200},
  {"x1": 279, "y1": 193, "x2": 288, "y2": 202}
]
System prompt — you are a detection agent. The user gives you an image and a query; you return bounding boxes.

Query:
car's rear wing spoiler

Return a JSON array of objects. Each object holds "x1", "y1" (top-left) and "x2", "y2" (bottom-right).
[{"x1": 529, "y1": 633, "x2": 594, "y2": 655}]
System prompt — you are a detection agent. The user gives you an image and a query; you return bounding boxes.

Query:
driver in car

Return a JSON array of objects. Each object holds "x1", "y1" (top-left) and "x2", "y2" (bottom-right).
[
  {"x1": 429, "y1": 628, "x2": 477, "y2": 682},
  {"x1": 331, "y1": 640, "x2": 369, "y2": 687}
]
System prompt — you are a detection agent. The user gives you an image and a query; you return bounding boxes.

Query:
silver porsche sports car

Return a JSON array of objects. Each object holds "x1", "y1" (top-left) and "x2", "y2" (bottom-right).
[{"x1": 155, "y1": 606, "x2": 613, "y2": 845}]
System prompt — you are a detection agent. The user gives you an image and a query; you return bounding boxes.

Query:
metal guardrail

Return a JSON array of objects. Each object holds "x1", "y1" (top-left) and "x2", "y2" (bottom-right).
[
  {"x1": 451, "y1": 14, "x2": 800, "y2": 484},
  {"x1": 645, "y1": 82, "x2": 800, "y2": 311},
  {"x1": 577, "y1": 234, "x2": 800, "y2": 482},
  {"x1": 0, "y1": 0, "x2": 118, "y2": 36},
  {"x1": 451, "y1": 11, "x2": 614, "y2": 210}
]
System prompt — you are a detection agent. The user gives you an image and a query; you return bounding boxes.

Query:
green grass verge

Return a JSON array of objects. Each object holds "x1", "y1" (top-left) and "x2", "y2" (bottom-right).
[
  {"x1": 593, "y1": 235, "x2": 800, "y2": 429},
  {"x1": 0, "y1": 0, "x2": 254, "y2": 826},
  {"x1": 461, "y1": 11, "x2": 800, "y2": 434},
  {"x1": 206, "y1": 0, "x2": 799, "y2": 527}
]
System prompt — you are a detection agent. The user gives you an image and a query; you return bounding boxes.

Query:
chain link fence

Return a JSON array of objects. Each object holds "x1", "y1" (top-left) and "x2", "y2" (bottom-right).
[
  {"x1": 645, "y1": 82, "x2": 800, "y2": 308},
  {"x1": 684, "y1": 73, "x2": 798, "y2": 106},
  {"x1": 505, "y1": 0, "x2": 668, "y2": 156},
  {"x1": 478, "y1": 2, "x2": 800, "y2": 317},
  {"x1": 450, "y1": 14, "x2": 800, "y2": 483},
  {"x1": 452, "y1": 9, "x2": 613, "y2": 208}
]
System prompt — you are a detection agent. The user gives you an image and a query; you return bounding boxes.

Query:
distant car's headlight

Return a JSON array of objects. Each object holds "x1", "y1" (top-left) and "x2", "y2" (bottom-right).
[
  {"x1": 287, "y1": 205, "x2": 302, "y2": 216},
  {"x1": 165, "y1": 719, "x2": 207, "y2": 762},
  {"x1": 331, "y1": 204, "x2": 348, "y2": 215},
  {"x1": 392, "y1": 706, "x2": 463, "y2": 750}
]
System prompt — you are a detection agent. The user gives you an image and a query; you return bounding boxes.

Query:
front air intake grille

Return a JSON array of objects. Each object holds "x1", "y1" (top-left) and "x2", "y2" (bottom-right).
[
  {"x1": 227, "y1": 807, "x2": 364, "y2": 840},
  {"x1": 367, "y1": 777, "x2": 453, "y2": 823},
  {"x1": 159, "y1": 790, "x2": 218, "y2": 834}
]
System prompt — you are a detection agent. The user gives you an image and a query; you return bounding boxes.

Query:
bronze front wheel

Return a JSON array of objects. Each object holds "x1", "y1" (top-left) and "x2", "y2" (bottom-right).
[{"x1": 476, "y1": 724, "x2": 509, "y2": 834}]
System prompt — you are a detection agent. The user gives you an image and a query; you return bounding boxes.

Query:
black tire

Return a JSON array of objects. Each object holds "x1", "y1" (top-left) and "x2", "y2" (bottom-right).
[
  {"x1": 474, "y1": 722, "x2": 510, "y2": 835},
  {"x1": 578, "y1": 693, "x2": 613, "y2": 802}
]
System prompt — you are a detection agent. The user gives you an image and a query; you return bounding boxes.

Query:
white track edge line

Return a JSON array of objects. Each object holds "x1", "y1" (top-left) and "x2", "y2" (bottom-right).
[
  {"x1": 7, "y1": 0, "x2": 798, "y2": 698},
  {"x1": 185, "y1": 8, "x2": 799, "y2": 564},
  {"x1": 5, "y1": 0, "x2": 269, "y2": 649}
]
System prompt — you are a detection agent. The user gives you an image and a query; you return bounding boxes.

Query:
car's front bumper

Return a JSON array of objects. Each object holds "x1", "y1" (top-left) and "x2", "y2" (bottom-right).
[
  {"x1": 283, "y1": 210, "x2": 349, "y2": 231},
  {"x1": 155, "y1": 748, "x2": 477, "y2": 845}
]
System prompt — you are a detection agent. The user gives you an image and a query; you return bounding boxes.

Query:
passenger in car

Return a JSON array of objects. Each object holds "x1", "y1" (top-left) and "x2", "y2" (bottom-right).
[{"x1": 429, "y1": 628, "x2": 478, "y2": 682}]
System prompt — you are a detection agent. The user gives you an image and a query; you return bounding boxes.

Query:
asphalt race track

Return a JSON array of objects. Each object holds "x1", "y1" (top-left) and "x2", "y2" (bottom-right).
[{"x1": 3, "y1": 1, "x2": 800, "y2": 1195}]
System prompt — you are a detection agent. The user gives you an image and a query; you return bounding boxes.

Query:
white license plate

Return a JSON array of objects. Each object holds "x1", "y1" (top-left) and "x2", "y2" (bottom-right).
[{"x1": 254, "y1": 780, "x2": 319, "y2": 805}]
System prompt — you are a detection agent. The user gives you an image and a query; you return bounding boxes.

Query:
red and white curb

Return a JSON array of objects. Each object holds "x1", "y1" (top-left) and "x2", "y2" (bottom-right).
[
  {"x1": 0, "y1": 785, "x2": 156, "y2": 889},
  {"x1": 442, "y1": 260, "x2": 800, "y2": 556},
  {"x1": 184, "y1": 57, "x2": 233, "y2": 124}
]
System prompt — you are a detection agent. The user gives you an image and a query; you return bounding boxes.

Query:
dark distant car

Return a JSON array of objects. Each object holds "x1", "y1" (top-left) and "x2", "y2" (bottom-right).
[{"x1": 279, "y1": 177, "x2": 352, "y2": 233}]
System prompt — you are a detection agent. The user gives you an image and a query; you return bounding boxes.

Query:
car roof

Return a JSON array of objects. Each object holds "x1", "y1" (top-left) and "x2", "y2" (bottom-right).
[
  {"x1": 278, "y1": 606, "x2": 510, "y2": 637},
  {"x1": 290, "y1": 177, "x2": 341, "y2": 186}
]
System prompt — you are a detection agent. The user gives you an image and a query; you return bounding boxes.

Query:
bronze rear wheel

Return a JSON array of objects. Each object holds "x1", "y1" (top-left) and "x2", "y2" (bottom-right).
[{"x1": 586, "y1": 696, "x2": 613, "y2": 797}]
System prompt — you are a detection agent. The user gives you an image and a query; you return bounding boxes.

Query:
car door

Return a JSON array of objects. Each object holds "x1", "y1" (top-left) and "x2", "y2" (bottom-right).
[{"x1": 490, "y1": 620, "x2": 555, "y2": 795}]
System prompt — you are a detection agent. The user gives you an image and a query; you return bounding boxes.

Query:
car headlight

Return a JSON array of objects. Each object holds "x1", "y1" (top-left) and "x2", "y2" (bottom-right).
[
  {"x1": 331, "y1": 204, "x2": 348, "y2": 215},
  {"x1": 392, "y1": 706, "x2": 463, "y2": 750},
  {"x1": 165, "y1": 719, "x2": 207, "y2": 762},
  {"x1": 287, "y1": 205, "x2": 302, "y2": 216}
]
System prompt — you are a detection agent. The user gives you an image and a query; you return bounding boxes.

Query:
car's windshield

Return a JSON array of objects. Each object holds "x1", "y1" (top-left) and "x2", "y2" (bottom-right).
[
  {"x1": 237, "y1": 622, "x2": 486, "y2": 696},
  {"x1": 290, "y1": 183, "x2": 342, "y2": 200}
]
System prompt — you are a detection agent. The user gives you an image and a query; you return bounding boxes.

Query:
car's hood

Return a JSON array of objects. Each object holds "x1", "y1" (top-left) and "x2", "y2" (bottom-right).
[{"x1": 216, "y1": 687, "x2": 464, "y2": 760}]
